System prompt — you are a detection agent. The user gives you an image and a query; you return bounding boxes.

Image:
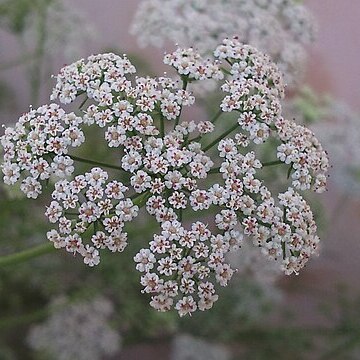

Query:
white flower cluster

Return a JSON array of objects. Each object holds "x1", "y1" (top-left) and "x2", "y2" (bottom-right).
[
  {"x1": 275, "y1": 118, "x2": 329, "y2": 193},
  {"x1": 136, "y1": 220, "x2": 238, "y2": 316},
  {"x1": 1, "y1": 104, "x2": 84, "y2": 198},
  {"x1": 217, "y1": 39, "x2": 284, "y2": 142},
  {"x1": 50, "y1": 53, "x2": 136, "y2": 105},
  {"x1": 46, "y1": 168, "x2": 137, "y2": 266},
  {"x1": 216, "y1": 38, "x2": 329, "y2": 192},
  {"x1": 131, "y1": 0, "x2": 316, "y2": 86},
  {"x1": 216, "y1": 137, "x2": 321, "y2": 276},
  {"x1": 27, "y1": 296, "x2": 121, "y2": 360},
  {"x1": 164, "y1": 47, "x2": 224, "y2": 81},
  {"x1": 1, "y1": 39, "x2": 329, "y2": 316}
]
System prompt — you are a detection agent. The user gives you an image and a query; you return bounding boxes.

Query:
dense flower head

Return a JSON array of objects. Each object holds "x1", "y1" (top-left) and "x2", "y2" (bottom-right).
[
  {"x1": 1, "y1": 39, "x2": 329, "y2": 316},
  {"x1": 0, "y1": 104, "x2": 84, "y2": 198},
  {"x1": 131, "y1": 0, "x2": 317, "y2": 86},
  {"x1": 214, "y1": 38, "x2": 329, "y2": 192},
  {"x1": 45, "y1": 168, "x2": 136, "y2": 266},
  {"x1": 164, "y1": 47, "x2": 224, "y2": 81},
  {"x1": 275, "y1": 118, "x2": 329, "y2": 193},
  {"x1": 215, "y1": 131, "x2": 321, "y2": 276},
  {"x1": 50, "y1": 53, "x2": 137, "y2": 105},
  {"x1": 136, "y1": 220, "x2": 238, "y2": 315}
]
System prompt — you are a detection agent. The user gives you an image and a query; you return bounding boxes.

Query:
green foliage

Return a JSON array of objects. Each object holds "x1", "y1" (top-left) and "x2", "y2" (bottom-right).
[
  {"x1": 0, "y1": 0, "x2": 33, "y2": 34},
  {"x1": 0, "y1": 0, "x2": 53, "y2": 34},
  {"x1": 292, "y1": 86, "x2": 330, "y2": 125}
]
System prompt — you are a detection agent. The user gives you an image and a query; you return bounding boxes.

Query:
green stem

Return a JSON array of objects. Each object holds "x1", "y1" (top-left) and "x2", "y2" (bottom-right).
[
  {"x1": 0, "y1": 243, "x2": 55, "y2": 268},
  {"x1": 183, "y1": 107, "x2": 223, "y2": 145},
  {"x1": 65, "y1": 212, "x2": 79, "y2": 216},
  {"x1": 225, "y1": 58, "x2": 233, "y2": 66},
  {"x1": 79, "y1": 95, "x2": 88, "y2": 109},
  {"x1": 131, "y1": 190, "x2": 151, "y2": 207},
  {"x1": 69, "y1": 155, "x2": 124, "y2": 171},
  {"x1": 160, "y1": 113, "x2": 165, "y2": 138},
  {"x1": 210, "y1": 109, "x2": 223, "y2": 125},
  {"x1": 187, "y1": 135, "x2": 201, "y2": 144},
  {"x1": 0, "y1": 192, "x2": 150, "y2": 268},
  {"x1": 29, "y1": 1, "x2": 48, "y2": 106},
  {"x1": 221, "y1": 66, "x2": 232, "y2": 75},
  {"x1": 208, "y1": 167, "x2": 221, "y2": 174},
  {"x1": 174, "y1": 77, "x2": 188, "y2": 129},
  {"x1": 178, "y1": 209, "x2": 183, "y2": 222},
  {"x1": 182, "y1": 77, "x2": 188, "y2": 90},
  {"x1": 262, "y1": 160, "x2": 283, "y2": 167},
  {"x1": 287, "y1": 164, "x2": 293, "y2": 179},
  {"x1": 202, "y1": 121, "x2": 239, "y2": 152}
]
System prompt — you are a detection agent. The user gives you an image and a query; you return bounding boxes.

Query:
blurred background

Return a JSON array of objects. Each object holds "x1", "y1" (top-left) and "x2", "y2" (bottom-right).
[{"x1": 0, "y1": 0, "x2": 360, "y2": 359}]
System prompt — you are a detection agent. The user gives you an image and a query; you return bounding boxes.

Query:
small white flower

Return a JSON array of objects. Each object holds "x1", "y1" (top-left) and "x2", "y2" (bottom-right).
[
  {"x1": 115, "y1": 199, "x2": 139, "y2": 222},
  {"x1": 175, "y1": 296, "x2": 197, "y2": 317},
  {"x1": 82, "y1": 245, "x2": 100, "y2": 266},
  {"x1": 51, "y1": 155, "x2": 74, "y2": 178},
  {"x1": 134, "y1": 249, "x2": 156, "y2": 272},
  {"x1": 20, "y1": 177, "x2": 42, "y2": 199}
]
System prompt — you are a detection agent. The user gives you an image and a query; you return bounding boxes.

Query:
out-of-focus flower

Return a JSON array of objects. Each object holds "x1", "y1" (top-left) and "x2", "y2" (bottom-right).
[
  {"x1": 227, "y1": 240, "x2": 283, "y2": 318},
  {"x1": 171, "y1": 334, "x2": 230, "y2": 360},
  {"x1": 27, "y1": 296, "x2": 121, "y2": 360},
  {"x1": 228, "y1": 240, "x2": 282, "y2": 287},
  {"x1": 24, "y1": 0, "x2": 97, "y2": 61},
  {"x1": 131, "y1": 0, "x2": 316, "y2": 86},
  {"x1": 312, "y1": 102, "x2": 360, "y2": 195}
]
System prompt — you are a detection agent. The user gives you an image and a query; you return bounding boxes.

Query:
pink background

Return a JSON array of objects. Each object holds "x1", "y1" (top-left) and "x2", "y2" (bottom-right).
[{"x1": 1, "y1": 0, "x2": 359, "y2": 112}]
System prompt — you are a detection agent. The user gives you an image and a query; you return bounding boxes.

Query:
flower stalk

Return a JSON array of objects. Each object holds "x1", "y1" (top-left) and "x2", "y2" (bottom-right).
[{"x1": 0, "y1": 243, "x2": 55, "y2": 268}]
